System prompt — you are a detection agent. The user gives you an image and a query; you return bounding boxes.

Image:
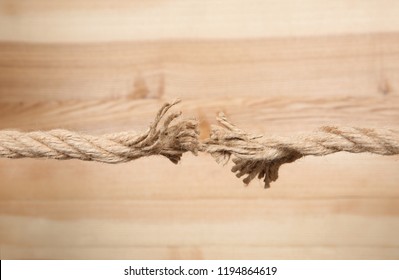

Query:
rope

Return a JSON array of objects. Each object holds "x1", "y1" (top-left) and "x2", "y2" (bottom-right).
[
  {"x1": 0, "y1": 100, "x2": 199, "y2": 164},
  {"x1": 204, "y1": 113, "x2": 399, "y2": 188},
  {"x1": 1, "y1": 101, "x2": 398, "y2": 188}
]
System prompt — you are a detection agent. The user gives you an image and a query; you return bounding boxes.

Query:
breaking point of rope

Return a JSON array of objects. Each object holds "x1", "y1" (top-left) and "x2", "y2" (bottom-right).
[{"x1": 1, "y1": 100, "x2": 398, "y2": 188}]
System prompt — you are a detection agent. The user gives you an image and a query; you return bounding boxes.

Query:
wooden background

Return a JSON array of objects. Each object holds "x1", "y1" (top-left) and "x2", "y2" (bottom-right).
[{"x1": 1, "y1": 0, "x2": 399, "y2": 259}]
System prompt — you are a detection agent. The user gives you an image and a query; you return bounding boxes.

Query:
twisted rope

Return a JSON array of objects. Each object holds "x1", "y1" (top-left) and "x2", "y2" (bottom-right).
[
  {"x1": 0, "y1": 100, "x2": 199, "y2": 164},
  {"x1": 1, "y1": 101, "x2": 398, "y2": 188},
  {"x1": 204, "y1": 113, "x2": 399, "y2": 188}
]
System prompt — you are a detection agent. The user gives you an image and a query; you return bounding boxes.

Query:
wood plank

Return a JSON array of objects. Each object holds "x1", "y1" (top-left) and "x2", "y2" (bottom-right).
[
  {"x1": 0, "y1": 95, "x2": 398, "y2": 133},
  {"x1": 3, "y1": 246, "x2": 399, "y2": 260},
  {"x1": 1, "y1": 1, "x2": 399, "y2": 42},
  {"x1": 0, "y1": 199, "x2": 398, "y2": 260},
  {"x1": 0, "y1": 33, "x2": 398, "y2": 102},
  {"x1": 1, "y1": 153, "x2": 399, "y2": 201}
]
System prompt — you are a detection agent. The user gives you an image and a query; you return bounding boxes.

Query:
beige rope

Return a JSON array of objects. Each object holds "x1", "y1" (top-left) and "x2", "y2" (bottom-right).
[
  {"x1": 204, "y1": 113, "x2": 399, "y2": 188},
  {"x1": 0, "y1": 100, "x2": 199, "y2": 164},
  {"x1": 1, "y1": 101, "x2": 399, "y2": 188}
]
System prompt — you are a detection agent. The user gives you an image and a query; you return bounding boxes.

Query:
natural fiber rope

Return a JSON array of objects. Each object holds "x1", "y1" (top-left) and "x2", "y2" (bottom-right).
[
  {"x1": 1, "y1": 101, "x2": 398, "y2": 188},
  {"x1": 204, "y1": 113, "x2": 399, "y2": 188},
  {"x1": 0, "y1": 100, "x2": 199, "y2": 164}
]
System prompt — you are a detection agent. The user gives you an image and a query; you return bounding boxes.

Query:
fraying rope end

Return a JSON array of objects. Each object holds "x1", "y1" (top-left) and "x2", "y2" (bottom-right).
[
  {"x1": 204, "y1": 113, "x2": 302, "y2": 188},
  {"x1": 147, "y1": 101, "x2": 200, "y2": 164}
]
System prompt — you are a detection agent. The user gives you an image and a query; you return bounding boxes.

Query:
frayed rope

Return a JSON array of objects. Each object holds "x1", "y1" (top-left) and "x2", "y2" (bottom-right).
[
  {"x1": 1, "y1": 101, "x2": 398, "y2": 188},
  {"x1": 0, "y1": 100, "x2": 199, "y2": 164},
  {"x1": 204, "y1": 113, "x2": 399, "y2": 188}
]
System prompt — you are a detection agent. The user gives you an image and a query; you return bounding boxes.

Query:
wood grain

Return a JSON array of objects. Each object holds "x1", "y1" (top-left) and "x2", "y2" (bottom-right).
[
  {"x1": 1, "y1": 34, "x2": 399, "y2": 102},
  {"x1": 1, "y1": 0, "x2": 399, "y2": 260}
]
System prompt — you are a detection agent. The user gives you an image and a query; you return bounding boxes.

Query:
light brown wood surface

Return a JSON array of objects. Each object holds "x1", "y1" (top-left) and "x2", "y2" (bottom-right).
[{"x1": 0, "y1": 0, "x2": 399, "y2": 259}]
